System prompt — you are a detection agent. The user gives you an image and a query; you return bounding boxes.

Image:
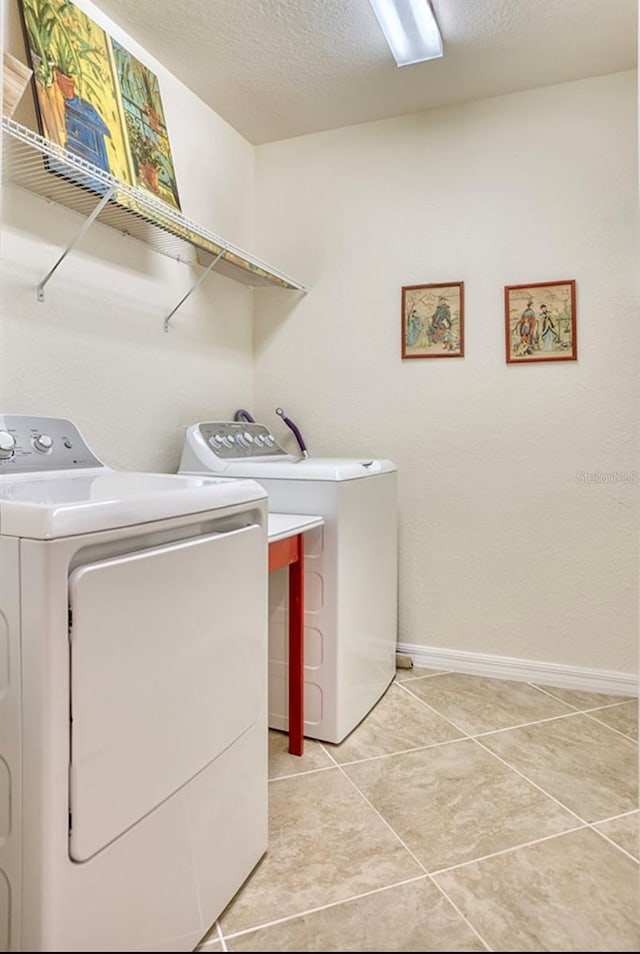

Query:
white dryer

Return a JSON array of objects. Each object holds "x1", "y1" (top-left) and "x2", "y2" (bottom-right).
[
  {"x1": 179, "y1": 420, "x2": 398, "y2": 745},
  {"x1": 0, "y1": 415, "x2": 269, "y2": 952}
]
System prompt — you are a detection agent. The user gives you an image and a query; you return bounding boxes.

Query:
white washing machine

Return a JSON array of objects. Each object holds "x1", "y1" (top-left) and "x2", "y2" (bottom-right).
[
  {"x1": 179, "y1": 420, "x2": 398, "y2": 745},
  {"x1": 0, "y1": 415, "x2": 269, "y2": 952}
]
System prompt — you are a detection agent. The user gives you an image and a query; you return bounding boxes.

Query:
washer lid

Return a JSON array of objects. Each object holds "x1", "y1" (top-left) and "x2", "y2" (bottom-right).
[
  {"x1": 0, "y1": 470, "x2": 266, "y2": 539},
  {"x1": 184, "y1": 457, "x2": 397, "y2": 481}
]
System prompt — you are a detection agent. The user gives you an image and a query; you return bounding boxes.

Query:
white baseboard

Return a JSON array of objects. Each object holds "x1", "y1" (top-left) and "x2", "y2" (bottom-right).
[{"x1": 396, "y1": 641, "x2": 638, "y2": 697}]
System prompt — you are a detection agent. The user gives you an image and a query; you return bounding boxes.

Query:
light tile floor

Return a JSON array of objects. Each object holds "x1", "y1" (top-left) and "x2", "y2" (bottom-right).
[{"x1": 197, "y1": 669, "x2": 639, "y2": 952}]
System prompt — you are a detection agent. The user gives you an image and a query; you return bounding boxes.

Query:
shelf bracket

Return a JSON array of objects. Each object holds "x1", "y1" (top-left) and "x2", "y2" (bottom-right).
[
  {"x1": 37, "y1": 185, "x2": 117, "y2": 302},
  {"x1": 163, "y1": 246, "x2": 227, "y2": 332}
]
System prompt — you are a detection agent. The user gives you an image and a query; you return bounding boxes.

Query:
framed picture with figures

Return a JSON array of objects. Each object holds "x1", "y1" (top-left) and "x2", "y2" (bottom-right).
[
  {"x1": 402, "y1": 282, "x2": 465, "y2": 359},
  {"x1": 505, "y1": 280, "x2": 577, "y2": 363}
]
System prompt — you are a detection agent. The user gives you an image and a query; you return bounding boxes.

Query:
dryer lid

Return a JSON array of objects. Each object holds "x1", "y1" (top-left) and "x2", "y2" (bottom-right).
[{"x1": 0, "y1": 471, "x2": 266, "y2": 539}]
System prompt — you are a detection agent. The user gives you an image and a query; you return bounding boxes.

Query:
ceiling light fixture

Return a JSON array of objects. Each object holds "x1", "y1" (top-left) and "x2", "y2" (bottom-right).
[{"x1": 369, "y1": 0, "x2": 443, "y2": 67}]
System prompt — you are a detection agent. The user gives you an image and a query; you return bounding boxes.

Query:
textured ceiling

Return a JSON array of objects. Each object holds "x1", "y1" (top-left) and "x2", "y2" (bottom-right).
[{"x1": 96, "y1": 0, "x2": 638, "y2": 145}]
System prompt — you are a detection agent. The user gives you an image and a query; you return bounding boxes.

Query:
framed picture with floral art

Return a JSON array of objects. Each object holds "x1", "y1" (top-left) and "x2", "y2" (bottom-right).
[
  {"x1": 18, "y1": 0, "x2": 181, "y2": 210},
  {"x1": 402, "y1": 282, "x2": 464, "y2": 359},
  {"x1": 505, "y1": 280, "x2": 577, "y2": 363}
]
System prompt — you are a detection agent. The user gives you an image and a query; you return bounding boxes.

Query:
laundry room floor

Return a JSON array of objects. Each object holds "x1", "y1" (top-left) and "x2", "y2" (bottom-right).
[{"x1": 197, "y1": 668, "x2": 639, "y2": 952}]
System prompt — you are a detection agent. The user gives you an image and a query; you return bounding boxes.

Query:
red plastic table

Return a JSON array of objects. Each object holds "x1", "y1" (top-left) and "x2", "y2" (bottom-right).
[{"x1": 267, "y1": 513, "x2": 324, "y2": 756}]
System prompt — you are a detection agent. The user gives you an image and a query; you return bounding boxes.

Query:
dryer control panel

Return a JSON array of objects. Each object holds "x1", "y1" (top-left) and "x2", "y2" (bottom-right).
[
  {"x1": 0, "y1": 415, "x2": 103, "y2": 472},
  {"x1": 196, "y1": 421, "x2": 289, "y2": 460}
]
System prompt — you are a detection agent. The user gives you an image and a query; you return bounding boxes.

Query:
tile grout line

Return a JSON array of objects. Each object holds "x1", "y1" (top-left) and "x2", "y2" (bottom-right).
[
  {"x1": 330, "y1": 756, "x2": 432, "y2": 874},
  {"x1": 528, "y1": 682, "x2": 637, "y2": 708},
  {"x1": 268, "y1": 760, "x2": 336, "y2": 782},
  {"x1": 315, "y1": 693, "x2": 468, "y2": 766},
  {"x1": 475, "y1": 738, "x2": 638, "y2": 864},
  {"x1": 581, "y1": 709, "x2": 639, "y2": 743},
  {"x1": 527, "y1": 682, "x2": 589, "y2": 709},
  {"x1": 589, "y1": 824, "x2": 640, "y2": 865},
  {"x1": 395, "y1": 680, "x2": 477, "y2": 733},
  {"x1": 580, "y1": 700, "x2": 638, "y2": 712},
  {"x1": 195, "y1": 921, "x2": 227, "y2": 953},
  {"x1": 593, "y1": 806, "x2": 640, "y2": 823},
  {"x1": 426, "y1": 875, "x2": 494, "y2": 951},
  {"x1": 528, "y1": 682, "x2": 639, "y2": 741},
  {"x1": 397, "y1": 677, "x2": 591, "y2": 740},
  {"x1": 215, "y1": 920, "x2": 227, "y2": 951},
  {"x1": 320, "y1": 734, "x2": 471, "y2": 768},
  {"x1": 215, "y1": 874, "x2": 433, "y2": 944},
  {"x1": 429, "y1": 824, "x2": 588, "y2": 877},
  {"x1": 472, "y1": 736, "x2": 589, "y2": 825},
  {"x1": 317, "y1": 740, "x2": 341, "y2": 765},
  {"x1": 470, "y1": 709, "x2": 595, "y2": 739},
  {"x1": 214, "y1": 868, "x2": 495, "y2": 952}
]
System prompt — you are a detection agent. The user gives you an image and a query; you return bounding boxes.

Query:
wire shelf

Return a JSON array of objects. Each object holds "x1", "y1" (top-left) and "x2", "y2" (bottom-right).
[{"x1": 2, "y1": 116, "x2": 307, "y2": 293}]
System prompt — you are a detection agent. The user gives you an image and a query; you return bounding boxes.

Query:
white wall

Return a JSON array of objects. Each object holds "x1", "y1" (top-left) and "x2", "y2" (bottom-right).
[
  {"x1": 253, "y1": 71, "x2": 639, "y2": 677},
  {"x1": 1, "y1": 0, "x2": 258, "y2": 472}
]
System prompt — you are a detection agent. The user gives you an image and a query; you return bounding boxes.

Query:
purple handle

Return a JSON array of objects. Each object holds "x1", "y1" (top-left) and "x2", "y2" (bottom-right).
[{"x1": 276, "y1": 407, "x2": 308, "y2": 457}]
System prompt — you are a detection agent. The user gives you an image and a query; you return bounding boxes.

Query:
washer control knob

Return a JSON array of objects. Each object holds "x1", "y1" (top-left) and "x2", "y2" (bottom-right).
[
  {"x1": 235, "y1": 433, "x2": 247, "y2": 448},
  {"x1": 0, "y1": 431, "x2": 16, "y2": 459},
  {"x1": 33, "y1": 433, "x2": 53, "y2": 453},
  {"x1": 209, "y1": 434, "x2": 224, "y2": 447},
  {"x1": 243, "y1": 431, "x2": 254, "y2": 443},
  {"x1": 264, "y1": 434, "x2": 275, "y2": 446},
  {"x1": 254, "y1": 434, "x2": 265, "y2": 447}
]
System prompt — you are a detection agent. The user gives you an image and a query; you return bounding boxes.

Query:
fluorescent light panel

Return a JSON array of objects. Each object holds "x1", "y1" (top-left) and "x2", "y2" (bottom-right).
[{"x1": 369, "y1": 0, "x2": 443, "y2": 67}]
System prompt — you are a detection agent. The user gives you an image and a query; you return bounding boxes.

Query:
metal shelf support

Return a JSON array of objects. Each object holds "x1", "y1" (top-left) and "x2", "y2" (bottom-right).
[
  {"x1": 163, "y1": 247, "x2": 227, "y2": 332},
  {"x1": 37, "y1": 185, "x2": 117, "y2": 302}
]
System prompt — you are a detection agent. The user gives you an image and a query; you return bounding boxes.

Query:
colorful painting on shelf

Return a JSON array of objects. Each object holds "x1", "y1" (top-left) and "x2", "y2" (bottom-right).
[
  {"x1": 19, "y1": 0, "x2": 181, "y2": 210},
  {"x1": 111, "y1": 40, "x2": 180, "y2": 209}
]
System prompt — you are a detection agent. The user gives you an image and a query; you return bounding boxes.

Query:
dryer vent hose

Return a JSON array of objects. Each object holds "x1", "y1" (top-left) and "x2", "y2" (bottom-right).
[
  {"x1": 234, "y1": 408, "x2": 255, "y2": 423},
  {"x1": 275, "y1": 407, "x2": 309, "y2": 458}
]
